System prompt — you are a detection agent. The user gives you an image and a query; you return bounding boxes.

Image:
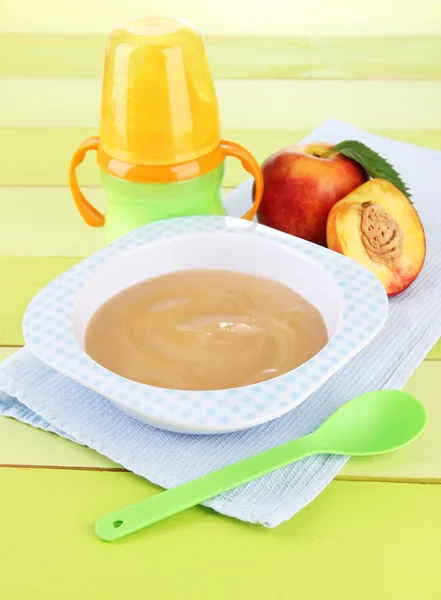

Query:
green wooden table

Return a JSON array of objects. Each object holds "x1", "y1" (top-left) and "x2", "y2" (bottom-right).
[{"x1": 2, "y1": 2, "x2": 441, "y2": 597}]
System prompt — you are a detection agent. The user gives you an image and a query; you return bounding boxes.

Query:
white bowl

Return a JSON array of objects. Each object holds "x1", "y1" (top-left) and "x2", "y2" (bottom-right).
[{"x1": 23, "y1": 216, "x2": 388, "y2": 434}]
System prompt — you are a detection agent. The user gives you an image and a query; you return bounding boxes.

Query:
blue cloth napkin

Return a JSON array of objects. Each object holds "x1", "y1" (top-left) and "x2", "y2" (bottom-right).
[{"x1": 1, "y1": 120, "x2": 441, "y2": 527}]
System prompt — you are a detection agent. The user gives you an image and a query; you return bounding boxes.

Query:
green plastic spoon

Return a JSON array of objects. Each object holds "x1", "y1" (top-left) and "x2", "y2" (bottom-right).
[{"x1": 95, "y1": 390, "x2": 426, "y2": 542}]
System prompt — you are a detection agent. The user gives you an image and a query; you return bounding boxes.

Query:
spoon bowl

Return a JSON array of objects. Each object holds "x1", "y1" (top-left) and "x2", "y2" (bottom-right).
[{"x1": 312, "y1": 390, "x2": 427, "y2": 455}]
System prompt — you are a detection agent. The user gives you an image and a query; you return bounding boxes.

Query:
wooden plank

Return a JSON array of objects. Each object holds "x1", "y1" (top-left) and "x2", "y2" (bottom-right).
[
  {"x1": 0, "y1": 128, "x2": 286, "y2": 188},
  {"x1": 3, "y1": 78, "x2": 441, "y2": 130},
  {"x1": 0, "y1": 412, "x2": 118, "y2": 469},
  {"x1": 0, "y1": 187, "x2": 108, "y2": 257},
  {"x1": 0, "y1": 257, "x2": 80, "y2": 345},
  {"x1": 2, "y1": 0, "x2": 441, "y2": 36},
  {"x1": 0, "y1": 187, "x2": 236, "y2": 257},
  {"x1": 2, "y1": 128, "x2": 441, "y2": 188},
  {"x1": 1, "y1": 349, "x2": 440, "y2": 474},
  {"x1": 1, "y1": 469, "x2": 440, "y2": 599},
  {"x1": 3, "y1": 34, "x2": 441, "y2": 80}
]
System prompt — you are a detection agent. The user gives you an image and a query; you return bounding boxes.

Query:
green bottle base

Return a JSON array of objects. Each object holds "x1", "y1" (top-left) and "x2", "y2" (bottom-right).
[{"x1": 100, "y1": 164, "x2": 226, "y2": 243}]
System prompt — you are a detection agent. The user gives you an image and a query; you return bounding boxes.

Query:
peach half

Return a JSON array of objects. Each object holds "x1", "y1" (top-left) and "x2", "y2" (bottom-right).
[{"x1": 326, "y1": 178, "x2": 426, "y2": 296}]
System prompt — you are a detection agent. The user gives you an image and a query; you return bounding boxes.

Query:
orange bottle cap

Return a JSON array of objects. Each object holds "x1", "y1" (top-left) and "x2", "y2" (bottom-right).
[{"x1": 100, "y1": 16, "x2": 221, "y2": 167}]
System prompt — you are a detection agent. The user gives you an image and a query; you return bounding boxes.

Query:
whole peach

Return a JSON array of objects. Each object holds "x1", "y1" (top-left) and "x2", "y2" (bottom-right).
[{"x1": 257, "y1": 143, "x2": 368, "y2": 246}]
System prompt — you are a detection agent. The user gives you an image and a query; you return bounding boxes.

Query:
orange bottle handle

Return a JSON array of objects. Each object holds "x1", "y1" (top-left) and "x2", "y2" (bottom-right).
[
  {"x1": 69, "y1": 136, "x2": 105, "y2": 227},
  {"x1": 220, "y1": 140, "x2": 264, "y2": 221}
]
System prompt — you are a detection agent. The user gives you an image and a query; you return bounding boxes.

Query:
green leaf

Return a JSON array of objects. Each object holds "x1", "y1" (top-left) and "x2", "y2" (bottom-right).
[{"x1": 324, "y1": 140, "x2": 412, "y2": 201}]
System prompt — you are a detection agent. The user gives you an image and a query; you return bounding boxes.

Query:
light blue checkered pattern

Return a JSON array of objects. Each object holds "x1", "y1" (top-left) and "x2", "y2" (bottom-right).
[{"x1": 22, "y1": 215, "x2": 388, "y2": 433}]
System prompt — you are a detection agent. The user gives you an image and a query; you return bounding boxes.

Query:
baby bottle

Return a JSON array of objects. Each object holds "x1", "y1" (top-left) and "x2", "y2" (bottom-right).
[{"x1": 69, "y1": 16, "x2": 264, "y2": 243}]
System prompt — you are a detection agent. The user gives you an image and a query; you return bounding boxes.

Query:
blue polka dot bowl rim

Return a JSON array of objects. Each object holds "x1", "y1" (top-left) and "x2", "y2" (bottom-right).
[{"x1": 23, "y1": 215, "x2": 389, "y2": 435}]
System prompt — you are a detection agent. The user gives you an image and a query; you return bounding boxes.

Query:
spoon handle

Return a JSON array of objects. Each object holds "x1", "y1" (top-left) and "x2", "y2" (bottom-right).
[{"x1": 95, "y1": 436, "x2": 316, "y2": 542}]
